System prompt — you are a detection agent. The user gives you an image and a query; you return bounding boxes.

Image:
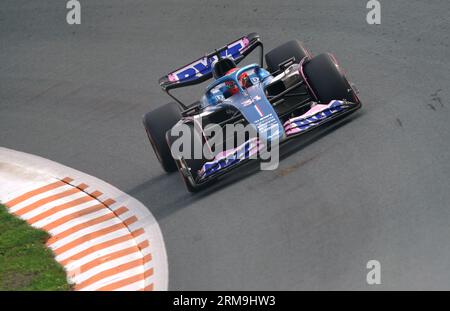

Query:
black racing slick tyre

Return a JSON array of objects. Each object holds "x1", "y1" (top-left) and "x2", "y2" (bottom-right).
[
  {"x1": 303, "y1": 53, "x2": 360, "y2": 104},
  {"x1": 166, "y1": 122, "x2": 206, "y2": 193},
  {"x1": 265, "y1": 40, "x2": 311, "y2": 73},
  {"x1": 143, "y1": 102, "x2": 181, "y2": 173}
]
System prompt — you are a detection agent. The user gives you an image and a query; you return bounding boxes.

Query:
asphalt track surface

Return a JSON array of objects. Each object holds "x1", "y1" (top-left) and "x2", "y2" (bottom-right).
[{"x1": 1, "y1": 0, "x2": 450, "y2": 290}]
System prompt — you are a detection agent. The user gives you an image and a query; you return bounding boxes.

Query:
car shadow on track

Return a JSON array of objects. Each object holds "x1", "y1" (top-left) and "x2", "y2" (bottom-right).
[
  {"x1": 200, "y1": 110, "x2": 364, "y2": 192},
  {"x1": 127, "y1": 109, "x2": 364, "y2": 220}
]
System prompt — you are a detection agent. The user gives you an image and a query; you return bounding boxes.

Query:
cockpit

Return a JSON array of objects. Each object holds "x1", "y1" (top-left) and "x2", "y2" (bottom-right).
[{"x1": 201, "y1": 63, "x2": 272, "y2": 107}]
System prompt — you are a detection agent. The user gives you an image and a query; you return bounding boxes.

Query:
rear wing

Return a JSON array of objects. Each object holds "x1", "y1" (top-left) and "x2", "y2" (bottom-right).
[{"x1": 158, "y1": 33, "x2": 264, "y2": 109}]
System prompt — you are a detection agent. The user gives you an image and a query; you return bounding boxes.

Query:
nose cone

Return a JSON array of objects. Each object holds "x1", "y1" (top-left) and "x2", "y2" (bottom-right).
[{"x1": 227, "y1": 86, "x2": 285, "y2": 142}]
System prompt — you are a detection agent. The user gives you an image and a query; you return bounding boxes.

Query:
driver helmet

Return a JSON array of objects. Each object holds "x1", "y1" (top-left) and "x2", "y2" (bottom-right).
[
  {"x1": 238, "y1": 72, "x2": 251, "y2": 88},
  {"x1": 225, "y1": 68, "x2": 239, "y2": 95}
]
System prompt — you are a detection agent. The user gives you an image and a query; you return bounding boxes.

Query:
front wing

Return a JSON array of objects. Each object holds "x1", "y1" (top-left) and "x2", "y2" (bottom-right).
[{"x1": 177, "y1": 99, "x2": 361, "y2": 189}]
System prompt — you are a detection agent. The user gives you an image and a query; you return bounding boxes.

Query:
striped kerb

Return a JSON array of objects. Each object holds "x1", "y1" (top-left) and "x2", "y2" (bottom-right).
[{"x1": 4, "y1": 177, "x2": 154, "y2": 291}]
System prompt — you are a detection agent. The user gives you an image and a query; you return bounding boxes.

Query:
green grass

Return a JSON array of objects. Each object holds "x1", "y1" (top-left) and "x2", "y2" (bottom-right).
[{"x1": 0, "y1": 204, "x2": 71, "y2": 290}]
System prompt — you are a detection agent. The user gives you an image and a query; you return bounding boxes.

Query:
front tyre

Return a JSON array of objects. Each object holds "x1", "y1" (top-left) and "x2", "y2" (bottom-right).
[
  {"x1": 303, "y1": 53, "x2": 360, "y2": 104},
  {"x1": 143, "y1": 102, "x2": 181, "y2": 173},
  {"x1": 265, "y1": 40, "x2": 311, "y2": 73},
  {"x1": 166, "y1": 122, "x2": 206, "y2": 193}
]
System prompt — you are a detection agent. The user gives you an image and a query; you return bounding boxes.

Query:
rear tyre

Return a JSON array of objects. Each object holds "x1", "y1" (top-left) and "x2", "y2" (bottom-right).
[
  {"x1": 265, "y1": 40, "x2": 310, "y2": 73},
  {"x1": 302, "y1": 53, "x2": 359, "y2": 103},
  {"x1": 143, "y1": 102, "x2": 181, "y2": 173}
]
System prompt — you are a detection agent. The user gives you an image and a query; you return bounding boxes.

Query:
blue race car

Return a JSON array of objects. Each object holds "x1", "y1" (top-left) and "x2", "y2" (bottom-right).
[{"x1": 143, "y1": 33, "x2": 361, "y2": 192}]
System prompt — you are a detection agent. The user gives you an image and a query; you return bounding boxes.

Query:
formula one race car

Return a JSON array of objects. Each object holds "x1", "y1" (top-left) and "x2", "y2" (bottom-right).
[{"x1": 143, "y1": 33, "x2": 361, "y2": 192}]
